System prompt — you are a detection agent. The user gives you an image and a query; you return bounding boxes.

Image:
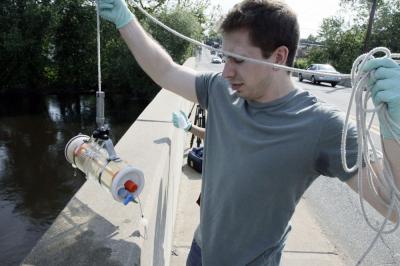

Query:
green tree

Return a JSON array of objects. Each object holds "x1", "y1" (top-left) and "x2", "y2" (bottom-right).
[
  {"x1": 0, "y1": 0, "x2": 52, "y2": 93},
  {"x1": 368, "y1": 0, "x2": 400, "y2": 53},
  {"x1": 0, "y1": 0, "x2": 211, "y2": 97},
  {"x1": 136, "y1": 0, "x2": 167, "y2": 13},
  {"x1": 315, "y1": 17, "x2": 364, "y2": 72},
  {"x1": 305, "y1": 34, "x2": 318, "y2": 43},
  {"x1": 52, "y1": 0, "x2": 97, "y2": 92},
  {"x1": 147, "y1": 7, "x2": 202, "y2": 63},
  {"x1": 101, "y1": 1, "x2": 205, "y2": 98},
  {"x1": 303, "y1": 0, "x2": 400, "y2": 74},
  {"x1": 340, "y1": 0, "x2": 384, "y2": 52},
  {"x1": 204, "y1": 4, "x2": 223, "y2": 44}
]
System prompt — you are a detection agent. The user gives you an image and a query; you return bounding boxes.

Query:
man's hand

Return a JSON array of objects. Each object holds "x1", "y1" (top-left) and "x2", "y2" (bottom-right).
[
  {"x1": 99, "y1": 0, "x2": 135, "y2": 29},
  {"x1": 362, "y1": 57, "x2": 400, "y2": 139},
  {"x1": 172, "y1": 111, "x2": 192, "y2": 132}
]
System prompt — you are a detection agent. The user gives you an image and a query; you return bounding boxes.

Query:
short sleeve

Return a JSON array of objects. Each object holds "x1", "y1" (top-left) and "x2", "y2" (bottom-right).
[
  {"x1": 314, "y1": 107, "x2": 359, "y2": 182},
  {"x1": 195, "y1": 72, "x2": 222, "y2": 110}
]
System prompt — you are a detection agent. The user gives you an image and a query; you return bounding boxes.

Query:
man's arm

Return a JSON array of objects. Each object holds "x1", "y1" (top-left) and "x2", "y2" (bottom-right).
[
  {"x1": 119, "y1": 20, "x2": 198, "y2": 102},
  {"x1": 346, "y1": 57, "x2": 400, "y2": 223},
  {"x1": 188, "y1": 124, "x2": 205, "y2": 140},
  {"x1": 346, "y1": 144, "x2": 400, "y2": 223},
  {"x1": 100, "y1": 0, "x2": 198, "y2": 102}
]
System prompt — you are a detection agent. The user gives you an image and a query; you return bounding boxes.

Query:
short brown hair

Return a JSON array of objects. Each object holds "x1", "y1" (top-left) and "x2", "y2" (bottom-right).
[{"x1": 220, "y1": 0, "x2": 299, "y2": 67}]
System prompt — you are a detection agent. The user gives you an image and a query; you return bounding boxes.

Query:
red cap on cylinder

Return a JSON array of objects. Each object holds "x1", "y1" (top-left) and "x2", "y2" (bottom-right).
[{"x1": 124, "y1": 180, "x2": 138, "y2": 193}]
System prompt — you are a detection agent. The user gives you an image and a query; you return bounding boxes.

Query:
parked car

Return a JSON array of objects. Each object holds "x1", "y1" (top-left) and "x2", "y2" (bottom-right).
[
  {"x1": 217, "y1": 52, "x2": 226, "y2": 63},
  {"x1": 211, "y1": 56, "x2": 223, "y2": 64},
  {"x1": 298, "y1": 64, "x2": 341, "y2": 87}
]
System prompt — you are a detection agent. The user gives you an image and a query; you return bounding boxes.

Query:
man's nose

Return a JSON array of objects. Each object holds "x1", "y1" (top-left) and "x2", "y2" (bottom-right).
[{"x1": 222, "y1": 60, "x2": 235, "y2": 79}]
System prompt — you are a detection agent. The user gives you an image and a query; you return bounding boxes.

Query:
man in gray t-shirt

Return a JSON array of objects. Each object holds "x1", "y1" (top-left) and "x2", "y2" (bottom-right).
[
  {"x1": 193, "y1": 72, "x2": 358, "y2": 265},
  {"x1": 100, "y1": 0, "x2": 400, "y2": 265}
]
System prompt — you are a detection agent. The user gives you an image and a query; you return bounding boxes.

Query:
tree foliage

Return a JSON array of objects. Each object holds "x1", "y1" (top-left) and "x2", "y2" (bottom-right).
[
  {"x1": 299, "y1": 0, "x2": 400, "y2": 74},
  {"x1": 0, "y1": 1, "x2": 52, "y2": 92},
  {"x1": 0, "y1": 0, "x2": 208, "y2": 97},
  {"x1": 52, "y1": 0, "x2": 97, "y2": 91},
  {"x1": 368, "y1": 0, "x2": 400, "y2": 52},
  {"x1": 146, "y1": 7, "x2": 202, "y2": 64}
]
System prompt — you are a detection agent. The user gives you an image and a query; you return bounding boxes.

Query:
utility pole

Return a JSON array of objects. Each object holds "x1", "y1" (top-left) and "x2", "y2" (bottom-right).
[{"x1": 363, "y1": 0, "x2": 378, "y2": 53}]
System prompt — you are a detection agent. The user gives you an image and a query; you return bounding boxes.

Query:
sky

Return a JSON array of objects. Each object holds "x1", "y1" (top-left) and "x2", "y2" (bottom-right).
[{"x1": 215, "y1": 0, "x2": 342, "y2": 38}]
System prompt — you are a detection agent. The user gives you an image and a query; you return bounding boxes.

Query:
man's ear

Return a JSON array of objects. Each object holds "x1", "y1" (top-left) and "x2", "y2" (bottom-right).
[{"x1": 272, "y1": 46, "x2": 289, "y2": 67}]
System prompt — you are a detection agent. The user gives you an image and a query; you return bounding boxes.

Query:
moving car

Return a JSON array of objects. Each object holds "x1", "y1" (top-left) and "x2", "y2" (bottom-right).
[
  {"x1": 298, "y1": 64, "x2": 341, "y2": 87},
  {"x1": 211, "y1": 56, "x2": 223, "y2": 64}
]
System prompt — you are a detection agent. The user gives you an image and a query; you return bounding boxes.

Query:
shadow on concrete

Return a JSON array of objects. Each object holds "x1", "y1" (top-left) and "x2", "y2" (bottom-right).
[
  {"x1": 153, "y1": 180, "x2": 168, "y2": 266},
  {"x1": 324, "y1": 86, "x2": 351, "y2": 94},
  {"x1": 154, "y1": 137, "x2": 172, "y2": 147},
  {"x1": 182, "y1": 164, "x2": 202, "y2": 180},
  {"x1": 302, "y1": 80, "x2": 348, "y2": 90},
  {"x1": 22, "y1": 197, "x2": 141, "y2": 266},
  {"x1": 152, "y1": 137, "x2": 172, "y2": 266}
]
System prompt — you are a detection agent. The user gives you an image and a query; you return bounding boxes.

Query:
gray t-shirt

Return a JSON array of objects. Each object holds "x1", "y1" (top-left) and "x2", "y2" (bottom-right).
[{"x1": 195, "y1": 72, "x2": 358, "y2": 265}]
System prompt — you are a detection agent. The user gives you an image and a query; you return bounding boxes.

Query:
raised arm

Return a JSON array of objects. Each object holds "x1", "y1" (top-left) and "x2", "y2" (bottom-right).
[{"x1": 99, "y1": 0, "x2": 198, "y2": 102}]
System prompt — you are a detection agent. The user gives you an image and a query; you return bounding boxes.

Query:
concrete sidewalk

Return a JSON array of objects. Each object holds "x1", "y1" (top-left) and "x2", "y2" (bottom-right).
[{"x1": 170, "y1": 139, "x2": 346, "y2": 266}]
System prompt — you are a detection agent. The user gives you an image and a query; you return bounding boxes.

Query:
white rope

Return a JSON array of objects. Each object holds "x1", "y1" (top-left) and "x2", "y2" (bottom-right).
[
  {"x1": 96, "y1": 0, "x2": 102, "y2": 93},
  {"x1": 126, "y1": 2, "x2": 400, "y2": 264},
  {"x1": 332, "y1": 46, "x2": 400, "y2": 264}
]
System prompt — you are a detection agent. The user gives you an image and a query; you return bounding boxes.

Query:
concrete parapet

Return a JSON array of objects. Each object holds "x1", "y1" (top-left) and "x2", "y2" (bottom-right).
[
  {"x1": 23, "y1": 59, "x2": 196, "y2": 266},
  {"x1": 338, "y1": 77, "x2": 351, "y2": 88}
]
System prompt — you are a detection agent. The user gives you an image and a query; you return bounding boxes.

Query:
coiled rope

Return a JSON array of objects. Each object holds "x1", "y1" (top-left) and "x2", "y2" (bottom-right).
[{"x1": 342, "y1": 47, "x2": 400, "y2": 265}]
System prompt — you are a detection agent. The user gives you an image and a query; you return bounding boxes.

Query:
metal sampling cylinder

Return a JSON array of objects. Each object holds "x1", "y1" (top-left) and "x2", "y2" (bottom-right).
[{"x1": 65, "y1": 134, "x2": 144, "y2": 205}]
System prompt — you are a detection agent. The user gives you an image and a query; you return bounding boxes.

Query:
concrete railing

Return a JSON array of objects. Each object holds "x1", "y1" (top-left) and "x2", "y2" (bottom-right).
[{"x1": 23, "y1": 58, "x2": 196, "y2": 266}]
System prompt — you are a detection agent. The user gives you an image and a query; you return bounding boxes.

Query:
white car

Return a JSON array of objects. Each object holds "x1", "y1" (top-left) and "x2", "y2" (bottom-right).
[
  {"x1": 298, "y1": 64, "x2": 341, "y2": 87},
  {"x1": 211, "y1": 56, "x2": 223, "y2": 64}
]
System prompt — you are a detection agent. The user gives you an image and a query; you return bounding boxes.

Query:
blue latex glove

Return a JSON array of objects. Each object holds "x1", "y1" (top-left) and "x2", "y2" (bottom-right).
[
  {"x1": 172, "y1": 111, "x2": 192, "y2": 132},
  {"x1": 362, "y1": 57, "x2": 400, "y2": 139},
  {"x1": 99, "y1": 0, "x2": 135, "y2": 29}
]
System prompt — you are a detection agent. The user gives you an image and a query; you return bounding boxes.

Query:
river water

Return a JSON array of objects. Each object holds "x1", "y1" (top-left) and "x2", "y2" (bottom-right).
[{"x1": 0, "y1": 93, "x2": 148, "y2": 265}]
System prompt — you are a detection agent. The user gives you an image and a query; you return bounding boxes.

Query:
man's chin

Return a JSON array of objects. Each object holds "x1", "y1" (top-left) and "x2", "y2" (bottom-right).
[{"x1": 236, "y1": 91, "x2": 251, "y2": 100}]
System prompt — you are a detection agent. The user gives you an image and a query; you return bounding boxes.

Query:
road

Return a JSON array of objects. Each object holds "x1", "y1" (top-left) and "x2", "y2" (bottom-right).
[{"x1": 196, "y1": 50, "x2": 400, "y2": 265}]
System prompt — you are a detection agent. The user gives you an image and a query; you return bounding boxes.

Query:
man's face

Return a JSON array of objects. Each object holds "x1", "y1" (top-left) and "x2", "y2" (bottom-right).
[{"x1": 222, "y1": 29, "x2": 274, "y2": 102}]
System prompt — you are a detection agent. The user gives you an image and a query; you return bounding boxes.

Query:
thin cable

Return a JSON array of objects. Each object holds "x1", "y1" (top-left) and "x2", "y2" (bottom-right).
[
  {"x1": 96, "y1": 0, "x2": 102, "y2": 93},
  {"x1": 95, "y1": 0, "x2": 105, "y2": 128},
  {"x1": 137, "y1": 195, "x2": 148, "y2": 239}
]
